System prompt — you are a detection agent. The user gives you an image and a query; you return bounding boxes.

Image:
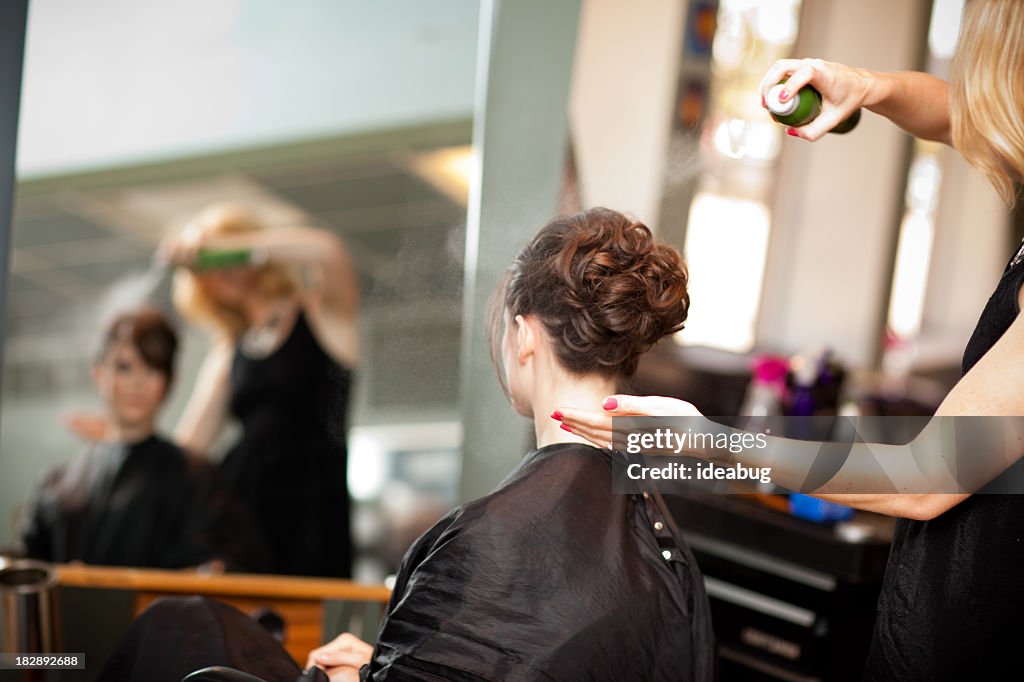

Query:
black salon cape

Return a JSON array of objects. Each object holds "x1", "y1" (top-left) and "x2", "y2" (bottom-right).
[
  {"x1": 362, "y1": 442, "x2": 714, "y2": 682},
  {"x1": 20, "y1": 434, "x2": 268, "y2": 570},
  {"x1": 94, "y1": 442, "x2": 712, "y2": 681}
]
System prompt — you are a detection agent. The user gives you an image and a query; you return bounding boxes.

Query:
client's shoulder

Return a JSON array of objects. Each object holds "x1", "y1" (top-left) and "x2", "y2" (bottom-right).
[
  {"x1": 461, "y1": 442, "x2": 615, "y2": 524},
  {"x1": 408, "y1": 443, "x2": 617, "y2": 563},
  {"x1": 508, "y1": 441, "x2": 614, "y2": 486}
]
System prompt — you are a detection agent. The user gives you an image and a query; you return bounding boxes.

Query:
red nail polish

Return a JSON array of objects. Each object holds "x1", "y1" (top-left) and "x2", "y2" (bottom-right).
[
  {"x1": 560, "y1": 423, "x2": 573, "y2": 433},
  {"x1": 551, "y1": 411, "x2": 563, "y2": 421},
  {"x1": 603, "y1": 398, "x2": 618, "y2": 410},
  {"x1": 779, "y1": 89, "x2": 790, "y2": 102},
  {"x1": 786, "y1": 128, "x2": 799, "y2": 138},
  {"x1": 760, "y1": 95, "x2": 766, "y2": 108}
]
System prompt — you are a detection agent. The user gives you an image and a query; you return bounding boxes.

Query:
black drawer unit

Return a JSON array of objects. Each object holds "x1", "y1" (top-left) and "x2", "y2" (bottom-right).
[{"x1": 666, "y1": 495, "x2": 893, "y2": 682}]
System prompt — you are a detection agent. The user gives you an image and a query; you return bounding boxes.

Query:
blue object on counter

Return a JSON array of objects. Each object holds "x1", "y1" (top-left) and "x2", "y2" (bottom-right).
[{"x1": 789, "y1": 494, "x2": 854, "y2": 522}]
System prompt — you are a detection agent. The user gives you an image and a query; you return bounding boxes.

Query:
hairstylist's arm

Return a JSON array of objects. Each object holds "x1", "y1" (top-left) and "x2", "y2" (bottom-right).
[
  {"x1": 174, "y1": 337, "x2": 232, "y2": 458},
  {"x1": 557, "y1": 300, "x2": 1024, "y2": 520},
  {"x1": 759, "y1": 59, "x2": 951, "y2": 143}
]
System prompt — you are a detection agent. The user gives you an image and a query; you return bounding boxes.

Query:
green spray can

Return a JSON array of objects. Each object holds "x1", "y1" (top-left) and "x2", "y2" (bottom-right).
[
  {"x1": 193, "y1": 248, "x2": 260, "y2": 270},
  {"x1": 765, "y1": 83, "x2": 860, "y2": 134}
]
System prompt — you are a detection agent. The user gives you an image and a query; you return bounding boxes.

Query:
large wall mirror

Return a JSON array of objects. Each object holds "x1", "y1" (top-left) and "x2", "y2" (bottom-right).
[{"x1": 0, "y1": 0, "x2": 480, "y2": 583}]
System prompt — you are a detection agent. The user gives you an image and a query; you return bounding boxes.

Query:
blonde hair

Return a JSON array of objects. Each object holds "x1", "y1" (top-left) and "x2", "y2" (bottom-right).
[
  {"x1": 171, "y1": 204, "x2": 298, "y2": 340},
  {"x1": 950, "y1": 0, "x2": 1024, "y2": 205}
]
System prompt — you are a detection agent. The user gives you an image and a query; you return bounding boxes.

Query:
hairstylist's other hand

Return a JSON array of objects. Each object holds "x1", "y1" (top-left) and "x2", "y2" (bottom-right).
[
  {"x1": 759, "y1": 58, "x2": 875, "y2": 141},
  {"x1": 553, "y1": 395, "x2": 703, "y2": 451},
  {"x1": 63, "y1": 411, "x2": 111, "y2": 442},
  {"x1": 305, "y1": 632, "x2": 373, "y2": 682}
]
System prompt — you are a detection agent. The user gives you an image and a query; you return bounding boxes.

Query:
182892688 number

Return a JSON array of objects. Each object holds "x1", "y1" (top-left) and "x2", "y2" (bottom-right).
[{"x1": 0, "y1": 653, "x2": 85, "y2": 669}]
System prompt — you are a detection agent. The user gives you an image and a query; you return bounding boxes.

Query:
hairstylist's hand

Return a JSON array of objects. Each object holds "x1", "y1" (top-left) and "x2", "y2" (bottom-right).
[
  {"x1": 63, "y1": 411, "x2": 111, "y2": 442},
  {"x1": 759, "y1": 58, "x2": 876, "y2": 141},
  {"x1": 553, "y1": 395, "x2": 703, "y2": 451},
  {"x1": 305, "y1": 632, "x2": 373, "y2": 682},
  {"x1": 156, "y1": 227, "x2": 205, "y2": 268}
]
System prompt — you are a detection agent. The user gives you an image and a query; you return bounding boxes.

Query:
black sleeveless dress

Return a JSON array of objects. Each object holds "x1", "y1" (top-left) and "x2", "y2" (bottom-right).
[
  {"x1": 222, "y1": 309, "x2": 353, "y2": 577},
  {"x1": 863, "y1": 241, "x2": 1024, "y2": 680}
]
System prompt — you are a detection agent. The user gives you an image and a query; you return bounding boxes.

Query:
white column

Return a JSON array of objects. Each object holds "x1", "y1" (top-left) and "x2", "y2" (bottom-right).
[
  {"x1": 919, "y1": 149, "x2": 1008, "y2": 361},
  {"x1": 569, "y1": 0, "x2": 686, "y2": 226}
]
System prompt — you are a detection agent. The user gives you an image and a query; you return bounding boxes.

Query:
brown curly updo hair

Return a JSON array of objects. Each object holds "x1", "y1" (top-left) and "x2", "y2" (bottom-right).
[{"x1": 491, "y1": 207, "x2": 690, "y2": 383}]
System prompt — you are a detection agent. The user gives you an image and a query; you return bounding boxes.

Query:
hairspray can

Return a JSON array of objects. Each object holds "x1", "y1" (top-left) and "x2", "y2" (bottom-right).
[
  {"x1": 193, "y1": 248, "x2": 258, "y2": 270},
  {"x1": 766, "y1": 84, "x2": 861, "y2": 134}
]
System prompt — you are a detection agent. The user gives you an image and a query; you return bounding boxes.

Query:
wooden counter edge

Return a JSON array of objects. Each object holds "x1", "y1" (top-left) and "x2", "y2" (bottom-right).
[{"x1": 55, "y1": 564, "x2": 392, "y2": 602}]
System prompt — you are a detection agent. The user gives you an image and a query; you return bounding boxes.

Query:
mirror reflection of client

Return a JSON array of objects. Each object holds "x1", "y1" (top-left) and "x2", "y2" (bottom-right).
[
  {"x1": 18, "y1": 308, "x2": 267, "y2": 570},
  {"x1": 98, "y1": 209, "x2": 713, "y2": 682}
]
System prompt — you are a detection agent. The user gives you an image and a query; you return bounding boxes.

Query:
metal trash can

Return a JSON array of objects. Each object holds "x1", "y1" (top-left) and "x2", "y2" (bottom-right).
[{"x1": 0, "y1": 560, "x2": 60, "y2": 653}]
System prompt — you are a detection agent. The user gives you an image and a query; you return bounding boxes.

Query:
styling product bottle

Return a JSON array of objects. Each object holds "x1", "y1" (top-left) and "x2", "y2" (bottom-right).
[
  {"x1": 788, "y1": 355, "x2": 818, "y2": 418},
  {"x1": 741, "y1": 355, "x2": 788, "y2": 419},
  {"x1": 193, "y1": 248, "x2": 264, "y2": 270},
  {"x1": 740, "y1": 355, "x2": 789, "y2": 493},
  {"x1": 765, "y1": 83, "x2": 861, "y2": 134}
]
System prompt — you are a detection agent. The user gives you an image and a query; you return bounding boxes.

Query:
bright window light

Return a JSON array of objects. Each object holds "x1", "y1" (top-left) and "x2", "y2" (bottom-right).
[
  {"x1": 929, "y1": 0, "x2": 965, "y2": 60},
  {"x1": 887, "y1": 151, "x2": 942, "y2": 339},
  {"x1": 678, "y1": 192, "x2": 771, "y2": 352},
  {"x1": 888, "y1": 211, "x2": 936, "y2": 338}
]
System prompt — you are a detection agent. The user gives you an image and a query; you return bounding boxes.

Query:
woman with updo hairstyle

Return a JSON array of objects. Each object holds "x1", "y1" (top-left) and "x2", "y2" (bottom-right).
[{"x1": 295, "y1": 208, "x2": 714, "y2": 681}]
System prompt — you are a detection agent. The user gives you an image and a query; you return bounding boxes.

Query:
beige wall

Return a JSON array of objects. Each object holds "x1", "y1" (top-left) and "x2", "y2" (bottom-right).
[{"x1": 569, "y1": 0, "x2": 685, "y2": 226}]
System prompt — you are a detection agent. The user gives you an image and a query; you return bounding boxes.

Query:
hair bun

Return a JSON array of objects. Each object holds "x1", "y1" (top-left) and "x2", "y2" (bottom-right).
[{"x1": 501, "y1": 207, "x2": 689, "y2": 378}]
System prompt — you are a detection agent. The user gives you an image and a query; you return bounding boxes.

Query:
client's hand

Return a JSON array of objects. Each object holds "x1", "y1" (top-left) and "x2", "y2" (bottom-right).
[
  {"x1": 305, "y1": 633, "x2": 373, "y2": 682},
  {"x1": 554, "y1": 395, "x2": 703, "y2": 450}
]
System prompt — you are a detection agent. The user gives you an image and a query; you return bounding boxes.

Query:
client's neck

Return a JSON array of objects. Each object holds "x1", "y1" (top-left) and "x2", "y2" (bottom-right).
[
  {"x1": 107, "y1": 418, "x2": 156, "y2": 445},
  {"x1": 532, "y1": 370, "x2": 618, "y2": 449}
]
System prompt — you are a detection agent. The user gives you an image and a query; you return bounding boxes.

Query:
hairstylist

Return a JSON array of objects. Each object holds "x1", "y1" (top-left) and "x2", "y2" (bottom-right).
[
  {"x1": 555, "y1": 1, "x2": 1024, "y2": 679},
  {"x1": 161, "y1": 204, "x2": 359, "y2": 578}
]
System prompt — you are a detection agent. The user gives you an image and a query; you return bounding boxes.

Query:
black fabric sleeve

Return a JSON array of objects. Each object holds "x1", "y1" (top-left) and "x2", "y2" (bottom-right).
[{"x1": 18, "y1": 490, "x2": 52, "y2": 560}]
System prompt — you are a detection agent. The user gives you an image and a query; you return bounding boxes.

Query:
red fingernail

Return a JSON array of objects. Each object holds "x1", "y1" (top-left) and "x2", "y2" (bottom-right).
[
  {"x1": 603, "y1": 398, "x2": 618, "y2": 410},
  {"x1": 560, "y1": 423, "x2": 573, "y2": 433},
  {"x1": 550, "y1": 411, "x2": 563, "y2": 421},
  {"x1": 779, "y1": 89, "x2": 790, "y2": 101},
  {"x1": 786, "y1": 128, "x2": 800, "y2": 138},
  {"x1": 760, "y1": 95, "x2": 766, "y2": 108}
]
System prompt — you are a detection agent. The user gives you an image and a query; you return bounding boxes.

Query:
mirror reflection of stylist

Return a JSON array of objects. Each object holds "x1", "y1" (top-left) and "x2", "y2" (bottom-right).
[
  {"x1": 161, "y1": 204, "x2": 359, "y2": 578},
  {"x1": 556, "y1": 1, "x2": 1024, "y2": 679}
]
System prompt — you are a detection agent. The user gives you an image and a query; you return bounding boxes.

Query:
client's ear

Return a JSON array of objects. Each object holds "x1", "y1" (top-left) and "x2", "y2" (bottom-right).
[{"x1": 514, "y1": 314, "x2": 536, "y2": 365}]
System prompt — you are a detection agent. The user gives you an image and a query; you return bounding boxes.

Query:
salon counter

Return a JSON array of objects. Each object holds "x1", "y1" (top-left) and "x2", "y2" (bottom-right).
[{"x1": 55, "y1": 565, "x2": 391, "y2": 672}]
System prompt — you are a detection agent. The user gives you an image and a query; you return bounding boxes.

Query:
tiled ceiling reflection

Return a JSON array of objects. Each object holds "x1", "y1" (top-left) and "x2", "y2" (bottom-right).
[{"x1": 3, "y1": 146, "x2": 469, "y2": 407}]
